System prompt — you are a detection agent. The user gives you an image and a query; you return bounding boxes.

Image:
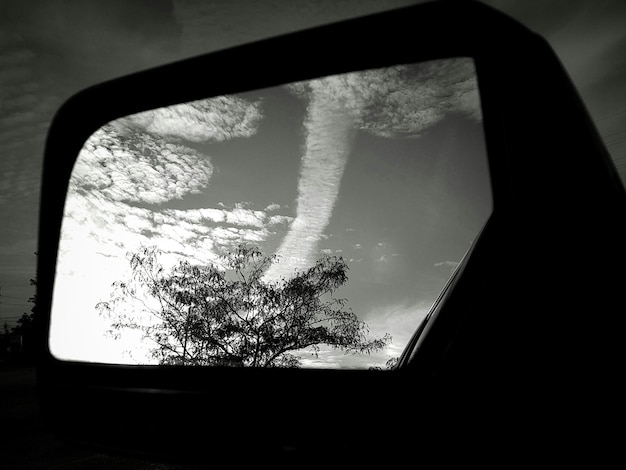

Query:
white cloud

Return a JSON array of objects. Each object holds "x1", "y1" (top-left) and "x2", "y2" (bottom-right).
[
  {"x1": 51, "y1": 94, "x2": 271, "y2": 363},
  {"x1": 226, "y1": 206, "x2": 266, "y2": 228},
  {"x1": 165, "y1": 205, "x2": 292, "y2": 232},
  {"x1": 117, "y1": 95, "x2": 263, "y2": 143},
  {"x1": 434, "y1": 260, "x2": 460, "y2": 271},
  {"x1": 197, "y1": 208, "x2": 227, "y2": 223},
  {"x1": 294, "y1": 300, "x2": 432, "y2": 369},
  {"x1": 366, "y1": 301, "x2": 432, "y2": 360},
  {"x1": 61, "y1": 194, "x2": 276, "y2": 268},
  {"x1": 288, "y1": 58, "x2": 480, "y2": 138},
  {"x1": 53, "y1": 186, "x2": 285, "y2": 363},
  {"x1": 72, "y1": 126, "x2": 213, "y2": 205},
  {"x1": 267, "y1": 214, "x2": 293, "y2": 226}
]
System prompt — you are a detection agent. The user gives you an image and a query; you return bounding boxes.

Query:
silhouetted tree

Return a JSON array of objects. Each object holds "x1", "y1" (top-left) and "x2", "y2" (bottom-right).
[
  {"x1": 386, "y1": 356, "x2": 399, "y2": 369},
  {"x1": 369, "y1": 356, "x2": 399, "y2": 370},
  {"x1": 0, "y1": 262, "x2": 38, "y2": 364},
  {"x1": 98, "y1": 245, "x2": 391, "y2": 367},
  {"x1": 12, "y1": 277, "x2": 37, "y2": 333}
]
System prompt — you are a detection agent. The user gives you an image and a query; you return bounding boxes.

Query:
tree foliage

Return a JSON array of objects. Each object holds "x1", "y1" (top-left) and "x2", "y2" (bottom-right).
[
  {"x1": 0, "y1": 266, "x2": 38, "y2": 365},
  {"x1": 98, "y1": 245, "x2": 391, "y2": 367},
  {"x1": 12, "y1": 277, "x2": 38, "y2": 337}
]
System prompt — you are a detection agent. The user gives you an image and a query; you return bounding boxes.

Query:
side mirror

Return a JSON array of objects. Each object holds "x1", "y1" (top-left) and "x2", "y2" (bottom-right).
[{"x1": 37, "y1": 0, "x2": 625, "y2": 465}]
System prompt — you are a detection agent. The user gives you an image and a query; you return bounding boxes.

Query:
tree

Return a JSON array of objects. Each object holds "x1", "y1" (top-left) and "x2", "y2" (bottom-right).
[
  {"x1": 12, "y1": 276, "x2": 37, "y2": 335},
  {"x1": 0, "y1": 254, "x2": 39, "y2": 364},
  {"x1": 98, "y1": 245, "x2": 391, "y2": 367}
]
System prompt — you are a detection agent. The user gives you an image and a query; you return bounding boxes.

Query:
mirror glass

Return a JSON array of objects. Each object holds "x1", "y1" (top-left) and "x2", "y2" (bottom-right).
[{"x1": 49, "y1": 58, "x2": 491, "y2": 368}]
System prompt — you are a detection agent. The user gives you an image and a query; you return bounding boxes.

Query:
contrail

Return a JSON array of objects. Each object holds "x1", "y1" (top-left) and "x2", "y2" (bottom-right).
[
  {"x1": 264, "y1": 90, "x2": 354, "y2": 281},
  {"x1": 263, "y1": 59, "x2": 481, "y2": 282}
]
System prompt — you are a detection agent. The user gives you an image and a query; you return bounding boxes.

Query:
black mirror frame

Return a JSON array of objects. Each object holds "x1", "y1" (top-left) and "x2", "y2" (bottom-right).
[{"x1": 36, "y1": 0, "x2": 626, "y2": 465}]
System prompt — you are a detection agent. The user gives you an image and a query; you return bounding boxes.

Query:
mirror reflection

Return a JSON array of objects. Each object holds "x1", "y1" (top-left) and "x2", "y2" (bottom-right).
[{"x1": 50, "y1": 58, "x2": 491, "y2": 368}]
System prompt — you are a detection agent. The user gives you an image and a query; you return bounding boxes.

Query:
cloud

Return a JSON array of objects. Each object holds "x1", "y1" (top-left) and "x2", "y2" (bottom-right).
[
  {"x1": 53, "y1": 180, "x2": 291, "y2": 363},
  {"x1": 165, "y1": 203, "x2": 269, "y2": 229},
  {"x1": 60, "y1": 193, "x2": 280, "y2": 272},
  {"x1": 434, "y1": 260, "x2": 460, "y2": 272},
  {"x1": 288, "y1": 58, "x2": 480, "y2": 138},
  {"x1": 0, "y1": 33, "x2": 61, "y2": 206},
  {"x1": 367, "y1": 301, "x2": 432, "y2": 359},
  {"x1": 171, "y1": 0, "x2": 421, "y2": 58},
  {"x1": 51, "y1": 56, "x2": 481, "y2": 362},
  {"x1": 51, "y1": 94, "x2": 271, "y2": 363},
  {"x1": 118, "y1": 95, "x2": 263, "y2": 143},
  {"x1": 358, "y1": 60, "x2": 481, "y2": 138},
  {"x1": 293, "y1": 300, "x2": 431, "y2": 369},
  {"x1": 72, "y1": 126, "x2": 213, "y2": 205},
  {"x1": 227, "y1": 204, "x2": 267, "y2": 228},
  {"x1": 163, "y1": 206, "x2": 293, "y2": 235},
  {"x1": 267, "y1": 214, "x2": 293, "y2": 226},
  {"x1": 69, "y1": 93, "x2": 264, "y2": 206},
  {"x1": 268, "y1": 59, "x2": 480, "y2": 281}
]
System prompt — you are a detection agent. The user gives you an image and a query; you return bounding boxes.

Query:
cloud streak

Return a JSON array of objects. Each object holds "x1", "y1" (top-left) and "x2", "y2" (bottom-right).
[
  {"x1": 268, "y1": 59, "x2": 480, "y2": 280},
  {"x1": 434, "y1": 260, "x2": 460, "y2": 272},
  {"x1": 264, "y1": 90, "x2": 354, "y2": 280}
]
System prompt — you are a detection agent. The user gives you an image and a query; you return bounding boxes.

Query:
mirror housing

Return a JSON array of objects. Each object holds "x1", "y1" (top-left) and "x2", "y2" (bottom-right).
[{"x1": 37, "y1": 0, "x2": 625, "y2": 465}]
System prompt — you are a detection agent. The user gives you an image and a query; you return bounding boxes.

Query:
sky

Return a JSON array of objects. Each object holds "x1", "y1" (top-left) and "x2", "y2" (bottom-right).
[
  {"x1": 1, "y1": 0, "x2": 626, "y2": 365},
  {"x1": 50, "y1": 58, "x2": 490, "y2": 367}
]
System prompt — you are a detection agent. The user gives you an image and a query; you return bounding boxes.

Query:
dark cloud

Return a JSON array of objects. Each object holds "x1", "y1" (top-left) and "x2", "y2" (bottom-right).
[
  {"x1": 482, "y1": 0, "x2": 626, "y2": 180},
  {"x1": 173, "y1": 0, "x2": 420, "y2": 55},
  {"x1": 1, "y1": 0, "x2": 180, "y2": 84}
]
